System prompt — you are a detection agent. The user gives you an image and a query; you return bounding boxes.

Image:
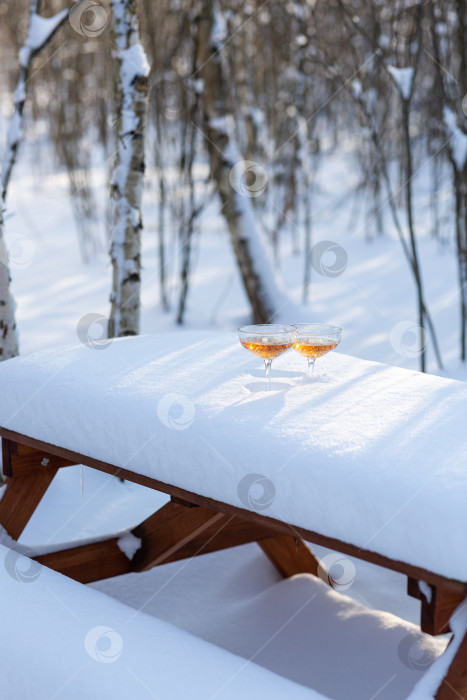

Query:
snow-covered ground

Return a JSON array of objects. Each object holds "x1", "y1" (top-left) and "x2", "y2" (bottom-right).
[
  {"x1": 6, "y1": 131, "x2": 466, "y2": 378},
  {"x1": 1, "y1": 132, "x2": 466, "y2": 698}
]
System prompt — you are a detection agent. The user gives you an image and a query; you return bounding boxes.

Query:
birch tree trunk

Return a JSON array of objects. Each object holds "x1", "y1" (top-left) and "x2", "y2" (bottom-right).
[
  {"x1": 1, "y1": 1, "x2": 68, "y2": 200},
  {"x1": 0, "y1": 0, "x2": 67, "y2": 360},
  {"x1": 0, "y1": 214, "x2": 18, "y2": 361},
  {"x1": 196, "y1": 0, "x2": 298, "y2": 324},
  {"x1": 108, "y1": 0, "x2": 149, "y2": 338}
]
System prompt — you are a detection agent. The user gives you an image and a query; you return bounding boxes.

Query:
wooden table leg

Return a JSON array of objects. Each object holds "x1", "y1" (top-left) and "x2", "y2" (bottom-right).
[
  {"x1": 408, "y1": 578, "x2": 465, "y2": 635},
  {"x1": 435, "y1": 628, "x2": 467, "y2": 699},
  {"x1": 259, "y1": 535, "x2": 320, "y2": 578},
  {"x1": 131, "y1": 501, "x2": 277, "y2": 571},
  {"x1": 0, "y1": 471, "x2": 59, "y2": 540},
  {"x1": 0, "y1": 438, "x2": 74, "y2": 540},
  {"x1": 2, "y1": 437, "x2": 74, "y2": 477},
  {"x1": 129, "y1": 500, "x2": 323, "y2": 578}
]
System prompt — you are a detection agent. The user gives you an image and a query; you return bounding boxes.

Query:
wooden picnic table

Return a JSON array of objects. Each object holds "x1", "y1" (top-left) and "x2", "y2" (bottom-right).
[{"x1": 0, "y1": 331, "x2": 466, "y2": 699}]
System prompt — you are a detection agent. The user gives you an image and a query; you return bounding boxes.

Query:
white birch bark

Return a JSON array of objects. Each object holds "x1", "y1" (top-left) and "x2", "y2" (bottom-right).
[
  {"x1": 0, "y1": 0, "x2": 67, "y2": 360},
  {"x1": 108, "y1": 0, "x2": 149, "y2": 338},
  {"x1": 0, "y1": 214, "x2": 18, "y2": 361}
]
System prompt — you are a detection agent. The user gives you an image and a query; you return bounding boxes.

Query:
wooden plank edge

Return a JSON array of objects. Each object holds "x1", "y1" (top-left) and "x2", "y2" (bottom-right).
[
  {"x1": 1, "y1": 437, "x2": 14, "y2": 477},
  {"x1": 2, "y1": 428, "x2": 466, "y2": 595},
  {"x1": 34, "y1": 537, "x2": 131, "y2": 583}
]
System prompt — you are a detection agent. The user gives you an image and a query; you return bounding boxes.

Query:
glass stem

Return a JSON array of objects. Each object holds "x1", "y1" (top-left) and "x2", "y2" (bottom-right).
[
  {"x1": 307, "y1": 358, "x2": 316, "y2": 376},
  {"x1": 264, "y1": 358, "x2": 272, "y2": 390}
]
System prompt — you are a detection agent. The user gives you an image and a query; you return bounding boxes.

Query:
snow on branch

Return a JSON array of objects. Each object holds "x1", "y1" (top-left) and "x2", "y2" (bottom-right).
[
  {"x1": 211, "y1": 1, "x2": 228, "y2": 48},
  {"x1": 120, "y1": 43, "x2": 150, "y2": 89},
  {"x1": 19, "y1": 9, "x2": 68, "y2": 67},
  {"x1": 1, "y1": 4, "x2": 68, "y2": 200},
  {"x1": 443, "y1": 107, "x2": 467, "y2": 172},
  {"x1": 387, "y1": 65, "x2": 414, "y2": 100}
]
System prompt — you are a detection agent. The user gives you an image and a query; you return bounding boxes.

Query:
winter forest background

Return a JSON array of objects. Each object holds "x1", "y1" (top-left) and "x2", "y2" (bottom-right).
[{"x1": 1, "y1": 0, "x2": 467, "y2": 377}]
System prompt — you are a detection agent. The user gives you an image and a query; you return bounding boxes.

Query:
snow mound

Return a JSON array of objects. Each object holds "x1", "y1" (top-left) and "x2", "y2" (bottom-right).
[{"x1": 0, "y1": 543, "x2": 327, "y2": 699}]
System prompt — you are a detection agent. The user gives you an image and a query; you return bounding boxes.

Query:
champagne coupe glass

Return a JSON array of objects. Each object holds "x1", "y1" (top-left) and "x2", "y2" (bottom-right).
[
  {"x1": 293, "y1": 324, "x2": 342, "y2": 376},
  {"x1": 238, "y1": 324, "x2": 296, "y2": 390}
]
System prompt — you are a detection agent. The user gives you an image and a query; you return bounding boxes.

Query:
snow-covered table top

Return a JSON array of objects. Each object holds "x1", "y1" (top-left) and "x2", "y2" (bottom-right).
[{"x1": 1, "y1": 331, "x2": 467, "y2": 582}]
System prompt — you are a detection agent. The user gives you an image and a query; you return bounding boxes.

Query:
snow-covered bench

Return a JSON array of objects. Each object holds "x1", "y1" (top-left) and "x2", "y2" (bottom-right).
[
  {"x1": 0, "y1": 541, "x2": 328, "y2": 700},
  {"x1": 1, "y1": 331, "x2": 467, "y2": 699},
  {"x1": 0, "y1": 538, "x2": 458, "y2": 700}
]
